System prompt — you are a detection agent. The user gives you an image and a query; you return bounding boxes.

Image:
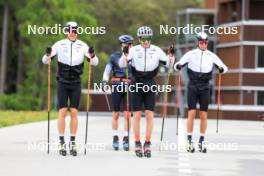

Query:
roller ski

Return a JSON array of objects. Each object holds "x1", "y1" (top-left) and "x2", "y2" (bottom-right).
[
  {"x1": 69, "y1": 142, "x2": 77, "y2": 156},
  {"x1": 59, "y1": 143, "x2": 67, "y2": 156},
  {"x1": 186, "y1": 140, "x2": 195, "y2": 153},
  {"x1": 112, "y1": 136, "x2": 119, "y2": 151},
  {"x1": 198, "y1": 141, "x2": 207, "y2": 153},
  {"x1": 143, "y1": 141, "x2": 151, "y2": 158},
  {"x1": 123, "y1": 136, "x2": 129, "y2": 151},
  {"x1": 135, "y1": 141, "x2": 143, "y2": 158}
]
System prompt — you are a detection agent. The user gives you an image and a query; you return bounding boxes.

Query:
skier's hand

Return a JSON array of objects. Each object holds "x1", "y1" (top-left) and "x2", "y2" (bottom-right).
[
  {"x1": 175, "y1": 64, "x2": 182, "y2": 71},
  {"x1": 101, "y1": 80, "x2": 108, "y2": 92},
  {"x1": 123, "y1": 46, "x2": 129, "y2": 55},
  {"x1": 219, "y1": 67, "x2": 224, "y2": 74},
  {"x1": 46, "y1": 47, "x2": 52, "y2": 56},
  {"x1": 88, "y1": 46, "x2": 95, "y2": 58}
]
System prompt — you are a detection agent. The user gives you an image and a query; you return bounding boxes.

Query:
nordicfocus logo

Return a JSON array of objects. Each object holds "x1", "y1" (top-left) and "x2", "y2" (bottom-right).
[
  {"x1": 160, "y1": 141, "x2": 239, "y2": 151},
  {"x1": 27, "y1": 141, "x2": 106, "y2": 151},
  {"x1": 27, "y1": 24, "x2": 106, "y2": 35},
  {"x1": 160, "y1": 24, "x2": 238, "y2": 35},
  {"x1": 94, "y1": 82, "x2": 172, "y2": 93}
]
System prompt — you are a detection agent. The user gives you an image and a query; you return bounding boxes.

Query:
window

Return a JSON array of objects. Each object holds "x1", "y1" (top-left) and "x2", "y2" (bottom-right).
[
  {"x1": 257, "y1": 46, "x2": 264, "y2": 68},
  {"x1": 257, "y1": 91, "x2": 264, "y2": 105}
]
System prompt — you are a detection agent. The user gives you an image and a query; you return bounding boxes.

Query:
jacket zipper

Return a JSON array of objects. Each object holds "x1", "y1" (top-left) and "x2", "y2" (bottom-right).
[
  {"x1": 200, "y1": 51, "x2": 203, "y2": 72},
  {"x1": 144, "y1": 48, "x2": 147, "y2": 72}
]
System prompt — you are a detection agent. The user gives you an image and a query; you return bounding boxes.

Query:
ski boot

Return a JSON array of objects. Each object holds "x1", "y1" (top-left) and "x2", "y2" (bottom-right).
[
  {"x1": 112, "y1": 135, "x2": 119, "y2": 151},
  {"x1": 186, "y1": 140, "x2": 195, "y2": 153},
  {"x1": 135, "y1": 141, "x2": 143, "y2": 158},
  {"x1": 143, "y1": 141, "x2": 151, "y2": 158},
  {"x1": 69, "y1": 141, "x2": 77, "y2": 156},
  {"x1": 123, "y1": 136, "x2": 129, "y2": 151},
  {"x1": 198, "y1": 141, "x2": 207, "y2": 153},
  {"x1": 59, "y1": 143, "x2": 67, "y2": 156}
]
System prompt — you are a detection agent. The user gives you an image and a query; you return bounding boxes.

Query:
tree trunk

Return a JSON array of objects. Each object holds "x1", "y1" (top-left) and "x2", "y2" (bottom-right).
[
  {"x1": 16, "y1": 32, "x2": 24, "y2": 89},
  {"x1": 0, "y1": 4, "x2": 9, "y2": 94}
]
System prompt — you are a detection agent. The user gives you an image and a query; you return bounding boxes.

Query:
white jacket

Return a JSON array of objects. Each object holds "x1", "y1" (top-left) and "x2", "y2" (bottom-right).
[
  {"x1": 174, "y1": 48, "x2": 228, "y2": 73},
  {"x1": 42, "y1": 38, "x2": 98, "y2": 66},
  {"x1": 119, "y1": 44, "x2": 175, "y2": 72}
]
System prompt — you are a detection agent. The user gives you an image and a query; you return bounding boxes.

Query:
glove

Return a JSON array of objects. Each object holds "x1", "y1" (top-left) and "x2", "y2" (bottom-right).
[
  {"x1": 101, "y1": 80, "x2": 108, "y2": 92},
  {"x1": 88, "y1": 46, "x2": 95, "y2": 58},
  {"x1": 123, "y1": 46, "x2": 129, "y2": 54},
  {"x1": 176, "y1": 64, "x2": 182, "y2": 71},
  {"x1": 219, "y1": 67, "x2": 224, "y2": 73},
  {"x1": 46, "y1": 47, "x2": 52, "y2": 56}
]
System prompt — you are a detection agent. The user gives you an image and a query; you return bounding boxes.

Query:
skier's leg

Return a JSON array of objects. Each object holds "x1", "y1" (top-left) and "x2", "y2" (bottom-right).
[{"x1": 68, "y1": 83, "x2": 81, "y2": 156}]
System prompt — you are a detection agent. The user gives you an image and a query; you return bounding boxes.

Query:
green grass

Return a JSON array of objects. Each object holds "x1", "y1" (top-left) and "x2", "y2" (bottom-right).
[{"x1": 0, "y1": 111, "x2": 58, "y2": 128}]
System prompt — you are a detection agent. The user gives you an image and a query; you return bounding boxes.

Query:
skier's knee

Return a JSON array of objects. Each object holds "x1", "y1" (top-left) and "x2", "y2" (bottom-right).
[{"x1": 113, "y1": 112, "x2": 120, "y2": 120}]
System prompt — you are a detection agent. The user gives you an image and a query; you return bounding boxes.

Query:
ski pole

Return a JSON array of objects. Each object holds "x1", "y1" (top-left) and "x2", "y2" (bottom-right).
[
  {"x1": 47, "y1": 57, "x2": 51, "y2": 154},
  {"x1": 104, "y1": 93, "x2": 111, "y2": 111},
  {"x1": 159, "y1": 66, "x2": 171, "y2": 151},
  {"x1": 125, "y1": 55, "x2": 130, "y2": 151},
  {"x1": 84, "y1": 61, "x2": 92, "y2": 154},
  {"x1": 216, "y1": 73, "x2": 222, "y2": 133},
  {"x1": 176, "y1": 71, "x2": 181, "y2": 135},
  {"x1": 160, "y1": 45, "x2": 175, "y2": 150}
]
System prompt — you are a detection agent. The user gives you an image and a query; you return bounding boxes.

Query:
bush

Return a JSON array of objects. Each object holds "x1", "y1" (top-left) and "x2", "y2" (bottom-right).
[{"x1": 0, "y1": 94, "x2": 40, "y2": 110}]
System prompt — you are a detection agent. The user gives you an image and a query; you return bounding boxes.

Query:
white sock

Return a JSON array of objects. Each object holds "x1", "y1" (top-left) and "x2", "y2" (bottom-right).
[
  {"x1": 124, "y1": 131, "x2": 129, "y2": 137},
  {"x1": 113, "y1": 130, "x2": 119, "y2": 136}
]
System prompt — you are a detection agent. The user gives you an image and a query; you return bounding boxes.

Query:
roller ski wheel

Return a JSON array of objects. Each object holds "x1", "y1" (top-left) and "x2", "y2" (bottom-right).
[
  {"x1": 123, "y1": 136, "x2": 129, "y2": 151},
  {"x1": 143, "y1": 141, "x2": 151, "y2": 158},
  {"x1": 112, "y1": 136, "x2": 119, "y2": 151},
  {"x1": 186, "y1": 140, "x2": 195, "y2": 153},
  {"x1": 135, "y1": 141, "x2": 143, "y2": 158},
  {"x1": 59, "y1": 143, "x2": 67, "y2": 156},
  {"x1": 198, "y1": 141, "x2": 207, "y2": 153},
  {"x1": 69, "y1": 142, "x2": 77, "y2": 156}
]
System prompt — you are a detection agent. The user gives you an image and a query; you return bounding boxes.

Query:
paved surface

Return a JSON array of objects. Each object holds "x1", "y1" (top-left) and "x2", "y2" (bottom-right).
[{"x1": 0, "y1": 112, "x2": 264, "y2": 176}]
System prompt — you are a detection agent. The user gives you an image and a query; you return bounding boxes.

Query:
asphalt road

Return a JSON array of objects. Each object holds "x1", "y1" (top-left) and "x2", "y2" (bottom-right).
[{"x1": 0, "y1": 112, "x2": 263, "y2": 176}]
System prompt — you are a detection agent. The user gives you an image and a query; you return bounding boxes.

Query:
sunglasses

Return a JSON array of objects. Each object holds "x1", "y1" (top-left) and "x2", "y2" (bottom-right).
[
  {"x1": 140, "y1": 37, "x2": 152, "y2": 42},
  {"x1": 198, "y1": 40, "x2": 208, "y2": 45}
]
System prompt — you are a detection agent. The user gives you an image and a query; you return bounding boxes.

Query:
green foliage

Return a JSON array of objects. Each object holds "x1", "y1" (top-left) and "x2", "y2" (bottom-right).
[
  {"x1": 0, "y1": 110, "x2": 57, "y2": 127},
  {"x1": 0, "y1": 0, "x2": 200, "y2": 110}
]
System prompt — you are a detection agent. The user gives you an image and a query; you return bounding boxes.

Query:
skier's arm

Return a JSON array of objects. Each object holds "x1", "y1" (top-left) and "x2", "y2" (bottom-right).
[
  {"x1": 102, "y1": 57, "x2": 113, "y2": 82},
  {"x1": 213, "y1": 54, "x2": 228, "y2": 73},
  {"x1": 42, "y1": 43, "x2": 58, "y2": 64},
  {"x1": 174, "y1": 52, "x2": 190, "y2": 71},
  {"x1": 84, "y1": 45, "x2": 99, "y2": 66}
]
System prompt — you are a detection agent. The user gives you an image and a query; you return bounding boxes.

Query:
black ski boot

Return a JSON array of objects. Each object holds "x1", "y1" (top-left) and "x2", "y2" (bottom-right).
[
  {"x1": 143, "y1": 141, "x2": 151, "y2": 158},
  {"x1": 186, "y1": 140, "x2": 195, "y2": 153},
  {"x1": 112, "y1": 135, "x2": 119, "y2": 151},
  {"x1": 123, "y1": 136, "x2": 129, "y2": 151},
  {"x1": 59, "y1": 143, "x2": 67, "y2": 156},
  {"x1": 198, "y1": 141, "x2": 207, "y2": 153},
  {"x1": 69, "y1": 141, "x2": 77, "y2": 156},
  {"x1": 135, "y1": 141, "x2": 143, "y2": 158}
]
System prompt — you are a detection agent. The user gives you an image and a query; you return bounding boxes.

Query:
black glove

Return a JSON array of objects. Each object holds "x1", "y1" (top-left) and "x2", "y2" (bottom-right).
[
  {"x1": 46, "y1": 47, "x2": 52, "y2": 55},
  {"x1": 101, "y1": 80, "x2": 108, "y2": 92},
  {"x1": 123, "y1": 46, "x2": 129, "y2": 54},
  {"x1": 168, "y1": 45, "x2": 175, "y2": 55},
  {"x1": 88, "y1": 46, "x2": 95, "y2": 58},
  {"x1": 176, "y1": 64, "x2": 182, "y2": 70},
  {"x1": 219, "y1": 67, "x2": 224, "y2": 73}
]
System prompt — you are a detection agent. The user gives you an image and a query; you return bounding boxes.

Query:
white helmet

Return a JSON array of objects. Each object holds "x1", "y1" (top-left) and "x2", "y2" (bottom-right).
[
  {"x1": 137, "y1": 26, "x2": 153, "y2": 37},
  {"x1": 65, "y1": 21, "x2": 78, "y2": 30},
  {"x1": 196, "y1": 32, "x2": 208, "y2": 40}
]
